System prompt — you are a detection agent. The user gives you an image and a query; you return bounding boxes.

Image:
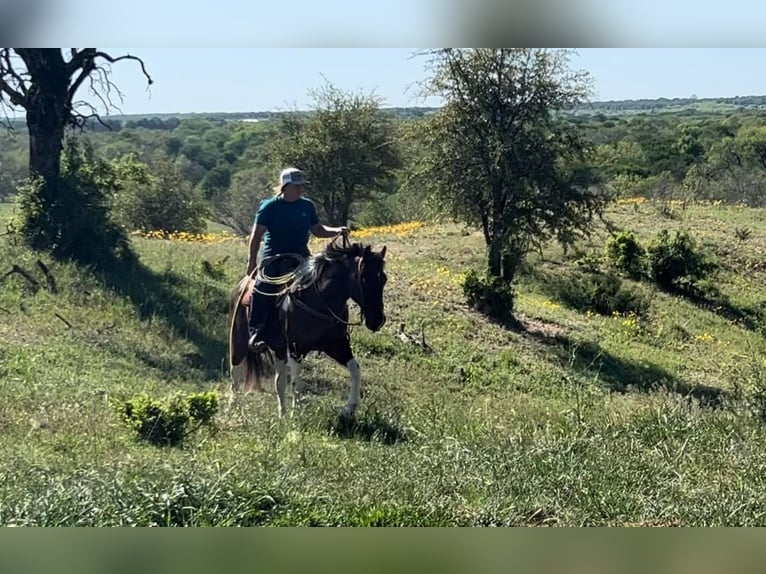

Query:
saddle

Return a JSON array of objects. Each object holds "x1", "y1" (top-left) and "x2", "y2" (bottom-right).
[{"x1": 229, "y1": 256, "x2": 310, "y2": 368}]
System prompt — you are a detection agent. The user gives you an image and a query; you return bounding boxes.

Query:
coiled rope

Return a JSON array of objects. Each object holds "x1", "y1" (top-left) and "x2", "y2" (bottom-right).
[{"x1": 251, "y1": 253, "x2": 307, "y2": 297}]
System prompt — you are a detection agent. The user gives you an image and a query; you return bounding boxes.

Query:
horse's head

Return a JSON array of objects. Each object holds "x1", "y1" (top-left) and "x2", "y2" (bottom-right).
[
  {"x1": 306, "y1": 240, "x2": 389, "y2": 332},
  {"x1": 354, "y1": 244, "x2": 388, "y2": 332}
]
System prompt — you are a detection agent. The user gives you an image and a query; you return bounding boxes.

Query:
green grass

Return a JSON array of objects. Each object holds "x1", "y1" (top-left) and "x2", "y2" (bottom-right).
[{"x1": 3, "y1": 201, "x2": 766, "y2": 526}]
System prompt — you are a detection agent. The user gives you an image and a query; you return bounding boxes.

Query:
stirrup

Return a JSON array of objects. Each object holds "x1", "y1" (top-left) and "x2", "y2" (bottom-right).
[{"x1": 248, "y1": 334, "x2": 268, "y2": 353}]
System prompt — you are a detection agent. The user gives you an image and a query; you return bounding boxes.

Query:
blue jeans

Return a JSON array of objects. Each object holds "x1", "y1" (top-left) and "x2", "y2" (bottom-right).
[{"x1": 248, "y1": 256, "x2": 302, "y2": 339}]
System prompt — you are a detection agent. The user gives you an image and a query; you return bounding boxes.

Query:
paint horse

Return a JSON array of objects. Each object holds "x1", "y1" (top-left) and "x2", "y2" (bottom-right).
[{"x1": 229, "y1": 239, "x2": 388, "y2": 417}]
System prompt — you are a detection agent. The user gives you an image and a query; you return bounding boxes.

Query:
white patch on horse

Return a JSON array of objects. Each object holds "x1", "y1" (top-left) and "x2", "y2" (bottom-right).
[
  {"x1": 287, "y1": 356, "x2": 304, "y2": 412},
  {"x1": 344, "y1": 358, "x2": 361, "y2": 416},
  {"x1": 274, "y1": 359, "x2": 288, "y2": 416}
]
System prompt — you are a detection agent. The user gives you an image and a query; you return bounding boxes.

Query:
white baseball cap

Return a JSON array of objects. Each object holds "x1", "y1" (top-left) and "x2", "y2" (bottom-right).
[{"x1": 279, "y1": 167, "x2": 308, "y2": 187}]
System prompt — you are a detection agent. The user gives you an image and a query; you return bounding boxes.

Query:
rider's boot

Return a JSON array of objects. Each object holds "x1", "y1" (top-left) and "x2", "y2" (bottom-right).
[{"x1": 247, "y1": 286, "x2": 273, "y2": 353}]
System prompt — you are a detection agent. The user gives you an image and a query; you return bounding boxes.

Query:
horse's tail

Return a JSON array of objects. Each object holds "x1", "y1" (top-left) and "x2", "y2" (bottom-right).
[
  {"x1": 228, "y1": 275, "x2": 252, "y2": 369},
  {"x1": 229, "y1": 273, "x2": 276, "y2": 392},
  {"x1": 244, "y1": 347, "x2": 274, "y2": 393}
]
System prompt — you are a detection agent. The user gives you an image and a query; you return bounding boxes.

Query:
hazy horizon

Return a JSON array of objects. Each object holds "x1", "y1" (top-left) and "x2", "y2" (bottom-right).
[{"x1": 4, "y1": 49, "x2": 766, "y2": 118}]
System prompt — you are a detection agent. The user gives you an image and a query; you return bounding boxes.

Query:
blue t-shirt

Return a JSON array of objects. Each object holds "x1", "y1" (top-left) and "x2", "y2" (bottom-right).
[{"x1": 255, "y1": 196, "x2": 319, "y2": 257}]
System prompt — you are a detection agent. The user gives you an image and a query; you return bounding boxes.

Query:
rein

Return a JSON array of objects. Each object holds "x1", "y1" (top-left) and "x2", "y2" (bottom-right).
[{"x1": 289, "y1": 232, "x2": 366, "y2": 326}]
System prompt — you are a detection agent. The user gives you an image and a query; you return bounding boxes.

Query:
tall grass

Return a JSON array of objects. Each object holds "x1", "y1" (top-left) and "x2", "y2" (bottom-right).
[{"x1": 2, "y1": 200, "x2": 766, "y2": 525}]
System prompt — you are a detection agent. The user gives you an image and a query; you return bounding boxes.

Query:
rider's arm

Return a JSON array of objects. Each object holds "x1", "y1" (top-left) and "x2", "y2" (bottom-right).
[
  {"x1": 247, "y1": 223, "x2": 267, "y2": 275},
  {"x1": 310, "y1": 223, "x2": 349, "y2": 238},
  {"x1": 306, "y1": 200, "x2": 347, "y2": 238}
]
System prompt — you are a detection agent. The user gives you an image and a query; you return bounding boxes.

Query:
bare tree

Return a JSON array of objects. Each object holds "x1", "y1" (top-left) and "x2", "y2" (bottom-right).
[
  {"x1": 0, "y1": 49, "x2": 152, "y2": 258},
  {"x1": 0, "y1": 48, "x2": 152, "y2": 185}
]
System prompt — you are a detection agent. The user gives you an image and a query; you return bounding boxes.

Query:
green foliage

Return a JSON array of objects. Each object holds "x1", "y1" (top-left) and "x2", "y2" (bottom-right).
[
  {"x1": 270, "y1": 81, "x2": 402, "y2": 226},
  {"x1": 735, "y1": 226, "x2": 753, "y2": 242},
  {"x1": 462, "y1": 268, "x2": 516, "y2": 324},
  {"x1": 112, "y1": 155, "x2": 208, "y2": 233},
  {"x1": 573, "y1": 248, "x2": 604, "y2": 273},
  {"x1": 412, "y1": 48, "x2": 607, "y2": 281},
  {"x1": 604, "y1": 230, "x2": 646, "y2": 279},
  {"x1": 352, "y1": 189, "x2": 434, "y2": 228},
  {"x1": 200, "y1": 256, "x2": 229, "y2": 280},
  {"x1": 15, "y1": 138, "x2": 130, "y2": 266},
  {"x1": 5, "y1": 199, "x2": 766, "y2": 526},
  {"x1": 646, "y1": 230, "x2": 716, "y2": 292},
  {"x1": 187, "y1": 391, "x2": 220, "y2": 425},
  {"x1": 120, "y1": 391, "x2": 219, "y2": 447},
  {"x1": 608, "y1": 171, "x2": 680, "y2": 200},
  {"x1": 209, "y1": 166, "x2": 272, "y2": 235},
  {"x1": 551, "y1": 270, "x2": 649, "y2": 316}
]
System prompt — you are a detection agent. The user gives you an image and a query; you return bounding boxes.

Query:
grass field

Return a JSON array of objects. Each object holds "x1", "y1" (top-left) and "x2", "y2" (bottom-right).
[{"x1": 2, "y1": 200, "x2": 766, "y2": 526}]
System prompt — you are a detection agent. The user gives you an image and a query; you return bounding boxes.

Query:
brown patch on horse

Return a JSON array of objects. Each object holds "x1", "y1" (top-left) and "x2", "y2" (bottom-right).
[{"x1": 228, "y1": 275, "x2": 254, "y2": 367}]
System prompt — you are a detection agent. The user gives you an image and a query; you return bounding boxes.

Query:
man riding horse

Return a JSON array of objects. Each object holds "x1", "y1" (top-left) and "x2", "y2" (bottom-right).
[
  {"x1": 246, "y1": 167, "x2": 348, "y2": 353},
  {"x1": 230, "y1": 166, "x2": 388, "y2": 416}
]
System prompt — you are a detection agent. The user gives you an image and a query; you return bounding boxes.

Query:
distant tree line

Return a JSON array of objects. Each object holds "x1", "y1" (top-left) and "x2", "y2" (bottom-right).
[{"x1": 4, "y1": 48, "x2": 766, "y2": 283}]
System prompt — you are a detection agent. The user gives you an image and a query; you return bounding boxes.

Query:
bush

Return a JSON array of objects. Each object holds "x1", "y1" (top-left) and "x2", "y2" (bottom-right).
[
  {"x1": 121, "y1": 390, "x2": 219, "y2": 447},
  {"x1": 552, "y1": 270, "x2": 649, "y2": 316},
  {"x1": 646, "y1": 229, "x2": 716, "y2": 292},
  {"x1": 15, "y1": 138, "x2": 130, "y2": 267},
  {"x1": 112, "y1": 156, "x2": 208, "y2": 234},
  {"x1": 462, "y1": 269, "x2": 516, "y2": 324},
  {"x1": 604, "y1": 230, "x2": 646, "y2": 279}
]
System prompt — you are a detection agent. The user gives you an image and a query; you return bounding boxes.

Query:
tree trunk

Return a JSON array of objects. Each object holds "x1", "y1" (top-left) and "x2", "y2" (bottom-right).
[
  {"x1": 16, "y1": 50, "x2": 73, "y2": 253},
  {"x1": 487, "y1": 237, "x2": 503, "y2": 277},
  {"x1": 27, "y1": 102, "x2": 66, "y2": 186},
  {"x1": 487, "y1": 196, "x2": 505, "y2": 277},
  {"x1": 22, "y1": 49, "x2": 70, "y2": 186},
  {"x1": 501, "y1": 250, "x2": 521, "y2": 282}
]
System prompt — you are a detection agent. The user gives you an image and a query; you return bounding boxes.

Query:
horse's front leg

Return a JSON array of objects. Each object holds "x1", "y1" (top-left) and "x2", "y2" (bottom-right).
[
  {"x1": 287, "y1": 356, "x2": 304, "y2": 413},
  {"x1": 274, "y1": 358, "x2": 289, "y2": 417},
  {"x1": 343, "y1": 357, "x2": 361, "y2": 417}
]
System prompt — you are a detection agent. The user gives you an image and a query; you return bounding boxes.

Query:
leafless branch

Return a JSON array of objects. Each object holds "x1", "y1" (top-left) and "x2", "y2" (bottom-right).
[
  {"x1": 396, "y1": 323, "x2": 435, "y2": 354},
  {"x1": 88, "y1": 66, "x2": 127, "y2": 113},
  {"x1": 35, "y1": 259, "x2": 58, "y2": 293},
  {"x1": 68, "y1": 62, "x2": 96, "y2": 102},
  {"x1": 54, "y1": 313, "x2": 73, "y2": 329},
  {"x1": 93, "y1": 51, "x2": 153, "y2": 88},
  {"x1": 1, "y1": 264, "x2": 40, "y2": 291},
  {"x1": 0, "y1": 49, "x2": 28, "y2": 106},
  {"x1": 70, "y1": 99, "x2": 113, "y2": 130},
  {"x1": 0, "y1": 76, "x2": 25, "y2": 107},
  {"x1": 0, "y1": 101, "x2": 19, "y2": 131},
  {"x1": 66, "y1": 49, "x2": 152, "y2": 110}
]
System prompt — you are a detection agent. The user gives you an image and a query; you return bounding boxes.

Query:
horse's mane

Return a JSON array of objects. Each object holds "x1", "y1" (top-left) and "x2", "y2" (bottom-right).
[{"x1": 292, "y1": 241, "x2": 372, "y2": 291}]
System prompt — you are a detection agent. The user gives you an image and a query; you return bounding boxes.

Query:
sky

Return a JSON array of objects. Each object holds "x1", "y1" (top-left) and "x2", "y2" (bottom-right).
[
  {"x1": 5, "y1": 0, "x2": 766, "y2": 115},
  {"x1": 82, "y1": 48, "x2": 766, "y2": 116}
]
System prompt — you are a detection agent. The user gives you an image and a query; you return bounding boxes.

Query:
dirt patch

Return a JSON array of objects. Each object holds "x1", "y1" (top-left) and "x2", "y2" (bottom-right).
[{"x1": 515, "y1": 312, "x2": 567, "y2": 342}]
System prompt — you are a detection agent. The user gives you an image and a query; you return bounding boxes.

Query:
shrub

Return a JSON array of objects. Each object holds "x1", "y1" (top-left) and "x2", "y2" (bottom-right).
[
  {"x1": 604, "y1": 230, "x2": 646, "y2": 279},
  {"x1": 121, "y1": 390, "x2": 219, "y2": 447},
  {"x1": 15, "y1": 138, "x2": 130, "y2": 267},
  {"x1": 552, "y1": 270, "x2": 649, "y2": 316},
  {"x1": 646, "y1": 229, "x2": 716, "y2": 292},
  {"x1": 112, "y1": 156, "x2": 208, "y2": 234},
  {"x1": 462, "y1": 269, "x2": 516, "y2": 324}
]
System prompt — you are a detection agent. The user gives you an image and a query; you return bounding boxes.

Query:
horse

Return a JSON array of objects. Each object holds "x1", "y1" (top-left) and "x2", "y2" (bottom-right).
[{"x1": 228, "y1": 238, "x2": 388, "y2": 417}]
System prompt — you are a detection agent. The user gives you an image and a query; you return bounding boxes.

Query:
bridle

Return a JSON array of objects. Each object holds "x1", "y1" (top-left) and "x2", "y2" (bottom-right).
[{"x1": 288, "y1": 233, "x2": 368, "y2": 327}]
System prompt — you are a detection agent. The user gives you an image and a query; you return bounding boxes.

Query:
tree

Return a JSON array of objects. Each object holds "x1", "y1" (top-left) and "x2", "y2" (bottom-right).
[
  {"x1": 111, "y1": 155, "x2": 208, "y2": 234},
  {"x1": 411, "y1": 48, "x2": 608, "y2": 281},
  {"x1": 209, "y1": 166, "x2": 273, "y2": 235},
  {"x1": 270, "y1": 81, "x2": 402, "y2": 225},
  {"x1": 0, "y1": 48, "x2": 151, "y2": 259}
]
